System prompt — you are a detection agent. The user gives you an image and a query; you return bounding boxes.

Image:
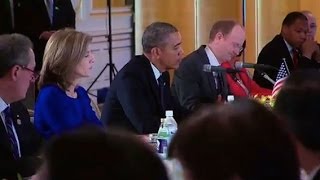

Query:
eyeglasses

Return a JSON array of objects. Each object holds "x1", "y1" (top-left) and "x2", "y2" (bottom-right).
[{"x1": 18, "y1": 65, "x2": 40, "y2": 81}]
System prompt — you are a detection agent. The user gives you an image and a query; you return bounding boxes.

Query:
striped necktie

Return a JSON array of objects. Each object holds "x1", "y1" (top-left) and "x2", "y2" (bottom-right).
[
  {"x1": 45, "y1": 0, "x2": 54, "y2": 24},
  {"x1": 3, "y1": 107, "x2": 19, "y2": 159}
]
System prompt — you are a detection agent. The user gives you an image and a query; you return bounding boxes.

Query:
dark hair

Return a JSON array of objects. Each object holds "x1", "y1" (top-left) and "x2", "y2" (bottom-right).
[
  {"x1": 274, "y1": 70, "x2": 320, "y2": 151},
  {"x1": 0, "y1": 33, "x2": 33, "y2": 77},
  {"x1": 42, "y1": 126, "x2": 168, "y2": 180},
  {"x1": 169, "y1": 100, "x2": 300, "y2": 180},
  {"x1": 142, "y1": 22, "x2": 178, "y2": 53},
  {"x1": 209, "y1": 20, "x2": 237, "y2": 41},
  {"x1": 282, "y1": 11, "x2": 307, "y2": 27}
]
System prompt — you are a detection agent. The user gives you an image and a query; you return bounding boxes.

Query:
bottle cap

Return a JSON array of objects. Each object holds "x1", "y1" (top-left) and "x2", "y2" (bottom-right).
[
  {"x1": 227, "y1": 95, "x2": 234, "y2": 102},
  {"x1": 165, "y1": 110, "x2": 173, "y2": 117}
]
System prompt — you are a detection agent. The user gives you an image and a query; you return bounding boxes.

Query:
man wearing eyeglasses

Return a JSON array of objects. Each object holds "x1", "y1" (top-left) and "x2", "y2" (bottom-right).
[
  {"x1": 0, "y1": 34, "x2": 42, "y2": 180},
  {"x1": 172, "y1": 20, "x2": 246, "y2": 111}
]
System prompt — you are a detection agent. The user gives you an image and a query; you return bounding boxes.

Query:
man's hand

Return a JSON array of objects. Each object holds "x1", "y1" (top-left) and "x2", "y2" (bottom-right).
[
  {"x1": 312, "y1": 45, "x2": 320, "y2": 63},
  {"x1": 39, "y1": 31, "x2": 55, "y2": 40},
  {"x1": 301, "y1": 39, "x2": 318, "y2": 59}
]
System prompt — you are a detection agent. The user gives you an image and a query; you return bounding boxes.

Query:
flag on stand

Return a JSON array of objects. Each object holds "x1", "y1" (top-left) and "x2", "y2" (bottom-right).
[{"x1": 272, "y1": 62, "x2": 289, "y2": 97}]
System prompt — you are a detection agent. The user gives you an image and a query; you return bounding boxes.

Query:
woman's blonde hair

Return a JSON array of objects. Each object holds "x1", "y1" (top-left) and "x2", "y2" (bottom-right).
[{"x1": 38, "y1": 29, "x2": 92, "y2": 90}]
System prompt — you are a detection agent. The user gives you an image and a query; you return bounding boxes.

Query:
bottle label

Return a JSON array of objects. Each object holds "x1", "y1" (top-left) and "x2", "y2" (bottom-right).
[{"x1": 157, "y1": 139, "x2": 168, "y2": 153}]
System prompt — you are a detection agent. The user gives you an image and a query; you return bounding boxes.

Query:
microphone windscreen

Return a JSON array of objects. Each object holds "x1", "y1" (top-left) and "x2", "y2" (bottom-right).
[{"x1": 234, "y1": 61, "x2": 243, "y2": 70}]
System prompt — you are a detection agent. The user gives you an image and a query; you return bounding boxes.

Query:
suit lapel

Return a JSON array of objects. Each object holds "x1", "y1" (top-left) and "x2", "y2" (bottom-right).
[
  {"x1": 0, "y1": 115, "x2": 14, "y2": 155},
  {"x1": 141, "y1": 55, "x2": 162, "y2": 109},
  {"x1": 276, "y1": 35, "x2": 295, "y2": 72},
  {"x1": 197, "y1": 46, "x2": 217, "y2": 93}
]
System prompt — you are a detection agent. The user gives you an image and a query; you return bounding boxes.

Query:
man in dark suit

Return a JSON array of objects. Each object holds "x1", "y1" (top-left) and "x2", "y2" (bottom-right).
[
  {"x1": 14, "y1": 0, "x2": 76, "y2": 109},
  {"x1": 0, "y1": 0, "x2": 14, "y2": 34},
  {"x1": 101, "y1": 22, "x2": 185, "y2": 134},
  {"x1": 253, "y1": 11, "x2": 320, "y2": 89},
  {"x1": 15, "y1": 0, "x2": 75, "y2": 71},
  {"x1": 274, "y1": 70, "x2": 320, "y2": 180},
  {"x1": 172, "y1": 20, "x2": 245, "y2": 111},
  {"x1": 0, "y1": 34, "x2": 42, "y2": 179}
]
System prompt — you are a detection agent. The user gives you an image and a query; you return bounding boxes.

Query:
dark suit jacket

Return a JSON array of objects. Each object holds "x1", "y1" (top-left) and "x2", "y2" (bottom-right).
[
  {"x1": 171, "y1": 45, "x2": 220, "y2": 111},
  {"x1": 15, "y1": 0, "x2": 75, "y2": 70},
  {"x1": 0, "y1": 0, "x2": 14, "y2": 34},
  {"x1": 253, "y1": 34, "x2": 320, "y2": 89},
  {"x1": 0, "y1": 101, "x2": 42, "y2": 180},
  {"x1": 101, "y1": 55, "x2": 185, "y2": 134}
]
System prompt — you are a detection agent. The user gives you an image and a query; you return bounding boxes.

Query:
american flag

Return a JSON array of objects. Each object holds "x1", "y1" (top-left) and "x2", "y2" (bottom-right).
[{"x1": 272, "y1": 62, "x2": 289, "y2": 97}]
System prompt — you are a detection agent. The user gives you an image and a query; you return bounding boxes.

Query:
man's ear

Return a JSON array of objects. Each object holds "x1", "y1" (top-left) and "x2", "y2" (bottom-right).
[
  {"x1": 282, "y1": 26, "x2": 289, "y2": 35},
  {"x1": 9, "y1": 65, "x2": 20, "y2": 81},
  {"x1": 216, "y1": 32, "x2": 224, "y2": 40},
  {"x1": 150, "y1": 47, "x2": 161, "y2": 59}
]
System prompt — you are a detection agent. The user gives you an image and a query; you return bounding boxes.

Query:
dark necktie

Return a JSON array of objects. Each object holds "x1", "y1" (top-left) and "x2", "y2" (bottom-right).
[
  {"x1": 3, "y1": 107, "x2": 19, "y2": 159},
  {"x1": 158, "y1": 72, "x2": 173, "y2": 112},
  {"x1": 158, "y1": 74, "x2": 166, "y2": 111}
]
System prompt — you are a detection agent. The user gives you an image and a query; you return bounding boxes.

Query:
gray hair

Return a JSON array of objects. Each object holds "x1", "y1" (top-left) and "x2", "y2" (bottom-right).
[
  {"x1": 0, "y1": 33, "x2": 33, "y2": 77},
  {"x1": 142, "y1": 22, "x2": 178, "y2": 53}
]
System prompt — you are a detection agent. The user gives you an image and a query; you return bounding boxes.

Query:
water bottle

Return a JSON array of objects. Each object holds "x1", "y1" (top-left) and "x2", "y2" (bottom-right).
[
  {"x1": 157, "y1": 118, "x2": 170, "y2": 158},
  {"x1": 165, "y1": 110, "x2": 178, "y2": 140}
]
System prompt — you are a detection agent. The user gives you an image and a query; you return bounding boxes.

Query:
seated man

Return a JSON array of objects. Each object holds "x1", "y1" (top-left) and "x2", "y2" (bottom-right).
[
  {"x1": 253, "y1": 11, "x2": 320, "y2": 89},
  {"x1": 0, "y1": 34, "x2": 42, "y2": 179},
  {"x1": 101, "y1": 22, "x2": 185, "y2": 134},
  {"x1": 172, "y1": 20, "x2": 245, "y2": 111}
]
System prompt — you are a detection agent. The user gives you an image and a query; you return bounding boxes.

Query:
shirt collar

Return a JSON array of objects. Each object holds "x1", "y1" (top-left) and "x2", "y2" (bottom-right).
[
  {"x1": 0, "y1": 97, "x2": 9, "y2": 113},
  {"x1": 283, "y1": 38, "x2": 294, "y2": 54},
  {"x1": 205, "y1": 45, "x2": 220, "y2": 66},
  {"x1": 150, "y1": 62, "x2": 162, "y2": 80}
]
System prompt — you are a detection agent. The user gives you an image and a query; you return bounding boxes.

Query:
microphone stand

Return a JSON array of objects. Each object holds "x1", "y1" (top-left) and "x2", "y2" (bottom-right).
[
  {"x1": 221, "y1": 72, "x2": 229, "y2": 101},
  {"x1": 255, "y1": 69, "x2": 275, "y2": 85},
  {"x1": 87, "y1": 0, "x2": 118, "y2": 92}
]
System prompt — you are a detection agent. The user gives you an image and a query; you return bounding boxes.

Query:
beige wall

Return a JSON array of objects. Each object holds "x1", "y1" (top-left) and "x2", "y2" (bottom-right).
[
  {"x1": 196, "y1": 0, "x2": 243, "y2": 46},
  {"x1": 134, "y1": 0, "x2": 196, "y2": 55},
  {"x1": 134, "y1": 0, "x2": 320, "y2": 63}
]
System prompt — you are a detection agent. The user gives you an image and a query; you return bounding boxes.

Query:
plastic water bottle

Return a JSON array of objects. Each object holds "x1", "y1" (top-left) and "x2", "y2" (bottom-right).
[
  {"x1": 157, "y1": 118, "x2": 170, "y2": 158},
  {"x1": 165, "y1": 110, "x2": 178, "y2": 141}
]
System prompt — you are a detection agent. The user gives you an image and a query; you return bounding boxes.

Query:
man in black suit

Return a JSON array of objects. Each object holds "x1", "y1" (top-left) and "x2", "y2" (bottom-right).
[
  {"x1": 253, "y1": 11, "x2": 320, "y2": 89},
  {"x1": 101, "y1": 22, "x2": 185, "y2": 134},
  {"x1": 274, "y1": 70, "x2": 320, "y2": 180},
  {"x1": 14, "y1": 0, "x2": 75, "y2": 109},
  {"x1": 0, "y1": 34, "x2": 42, "y2": 179},
  {"x1": 15, "y1": 0, "x2": 75, "y2": 71},
  {"x1": 0, "y1": 0, "x2": 14, "y2": 34},
  {"x1": 172, "y1": 20, "x2": 245, "y2": 111}
]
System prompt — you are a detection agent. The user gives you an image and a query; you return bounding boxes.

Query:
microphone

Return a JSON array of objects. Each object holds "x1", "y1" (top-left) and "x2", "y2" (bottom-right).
[
  {"x1": 234, "y1": 62, "x2": 279, "y2": 71},
  {"x1": 203, "y1": 64, "x2": 239, "y2": 73}
]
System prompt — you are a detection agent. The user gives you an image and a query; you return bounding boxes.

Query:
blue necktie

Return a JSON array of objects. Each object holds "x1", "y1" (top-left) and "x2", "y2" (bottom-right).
[
  {"x1": 46, "y1": 0, "x2": 54, "y2": 24},
  {"x1": 4, "y1": 107, "x2": 19, "y2": 159}
]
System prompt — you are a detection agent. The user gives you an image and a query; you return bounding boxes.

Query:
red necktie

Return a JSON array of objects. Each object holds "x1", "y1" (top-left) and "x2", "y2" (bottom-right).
[{"x1": 292, "y1": 49, "x2": 299, "y2": 69}]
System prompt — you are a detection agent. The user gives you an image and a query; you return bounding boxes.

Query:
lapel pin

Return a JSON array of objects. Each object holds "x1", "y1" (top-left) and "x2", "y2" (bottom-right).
[
  {"x1": 16, "y1": 115, "x2": 21, "y2": 125},
  {"x1": 55, "y1": 6, "x2": 59, "y2": 10}
]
